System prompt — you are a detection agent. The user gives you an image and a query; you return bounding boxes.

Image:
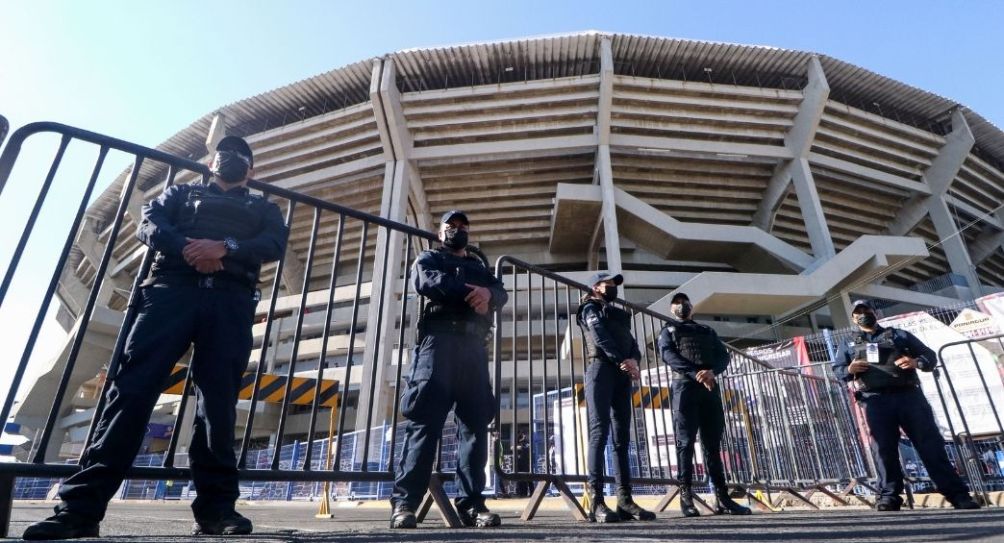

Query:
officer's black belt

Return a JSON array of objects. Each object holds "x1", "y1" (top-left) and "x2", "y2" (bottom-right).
[
  {"x1": 422, "y1": 320, "x2": 485, "y2": 337},
  {"x1": 860, "y1": 383, "x2": 923, "y2": 394},
  {"x1": 671, "y1": 371, "x2": 690, "y2": 381},
  {"x1": 145, "y1": 275, "x2": 254, "y2": 291}
]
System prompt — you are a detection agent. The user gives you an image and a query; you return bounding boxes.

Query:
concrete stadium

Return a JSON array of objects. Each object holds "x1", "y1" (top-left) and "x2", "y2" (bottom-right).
[{"x1": 11, "y1": 31, "x2": 1004, "y2": 468}]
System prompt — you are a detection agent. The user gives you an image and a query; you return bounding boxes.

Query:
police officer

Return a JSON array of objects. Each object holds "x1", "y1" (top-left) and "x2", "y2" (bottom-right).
[
  {"x1": 576, "y1": 272, "x2": 656, "y2": 523},
  {"x1": 658, "y1": 293, "x2": 751, "y2": 517},
  {"x1": 23, "y1": 136, "x2": 288, "y2": 540},
  {"x1": 832, "y1": 299, "x2": 980, "y2": 511},
  {"x1": 390, "y1": 210, "x2": 508, "y2": 529}
]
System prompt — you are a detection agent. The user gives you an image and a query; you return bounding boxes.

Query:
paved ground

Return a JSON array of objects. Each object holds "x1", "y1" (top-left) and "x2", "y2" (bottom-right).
[{"x1": 6, "y1": 499, "x2": 1004, "y2": 542}]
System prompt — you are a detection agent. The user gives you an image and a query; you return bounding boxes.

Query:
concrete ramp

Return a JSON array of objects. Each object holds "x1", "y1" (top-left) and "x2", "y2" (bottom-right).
[
  {"x1": 550, "y1": 183, "x2": 813, "y2": 273},
  {"x1": 649, "y1": 235, "x2": 929, "y2": 316}
]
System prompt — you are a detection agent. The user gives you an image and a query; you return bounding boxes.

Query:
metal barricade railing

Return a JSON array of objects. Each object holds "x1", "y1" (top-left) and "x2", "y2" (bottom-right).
[
  {"x1": 936, "y1": 333, "x2": 1004, "y2": 505},
  {"x1": 490, "y1": 256, "x2": 876, "y2": 518},
  {"x1": 491, "y1": 256, "x2": 682, "y2": 520},
  {"x1": 716, "y1": 359, "x2": 877, "y2": 508},
  {"x1": 0, "y1": 121, "x2": 441, "y2": 535},
  {"x1": 0, "y1": 115, "x2": 8, "y2": 150}
]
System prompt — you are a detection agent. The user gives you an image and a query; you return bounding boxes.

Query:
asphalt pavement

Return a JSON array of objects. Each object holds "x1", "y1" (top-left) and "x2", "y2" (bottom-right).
[{"x1": 6, "y1": 498, "x2": 1004, "y2": 542}]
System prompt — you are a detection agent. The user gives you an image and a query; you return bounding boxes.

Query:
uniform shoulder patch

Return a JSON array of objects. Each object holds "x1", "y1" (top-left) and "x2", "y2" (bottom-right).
[{"x1": 585, "y1": 313, "x2": 600, "y2": 326}]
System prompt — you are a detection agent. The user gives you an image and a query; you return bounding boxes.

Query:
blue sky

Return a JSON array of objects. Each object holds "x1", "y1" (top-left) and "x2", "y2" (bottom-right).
[{"x1": 0, "y1": 0, "x2": 1002, "y2": 401}]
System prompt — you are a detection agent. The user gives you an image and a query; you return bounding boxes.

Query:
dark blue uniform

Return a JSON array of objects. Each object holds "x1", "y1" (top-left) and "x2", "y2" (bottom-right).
[
  {"x1": 55, "y1": 181, "x2": 287, "y2": 523},
  {"x1": 658, "y1": 321, "x2": 730, "y2": 489},
  {"x1": 833, "y1": 326, "x2": 972, "y2": 507},
  {"x1": 392, "y1": 247, "x2": 507, "y2": 514},
  {"x1": 576, "y1": 298, "x2": 641, "y2": 499}
]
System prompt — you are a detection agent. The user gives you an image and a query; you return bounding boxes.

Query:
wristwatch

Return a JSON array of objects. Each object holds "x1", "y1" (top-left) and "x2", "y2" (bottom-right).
[{"x1": 223, "y1": 237, "x2": 239, "y2": 256}]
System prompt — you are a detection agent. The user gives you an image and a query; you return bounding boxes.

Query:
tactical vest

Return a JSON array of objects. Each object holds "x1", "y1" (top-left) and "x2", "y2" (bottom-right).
[
  {"x1": 418, "y1": 248, "x2": 494, "y2": 336},
  {"x1": 849, "y1": 328, "x2": 921, "y2": 391},
  {"x1": 669, "y1": 321, "x2": 721, "y2": 367},
  {"x1": 577, "y1": 299, "x2": 633, "y2": 362},
  {"x1": 151, "y1": 184, "x2": 265, "y2": 285}
]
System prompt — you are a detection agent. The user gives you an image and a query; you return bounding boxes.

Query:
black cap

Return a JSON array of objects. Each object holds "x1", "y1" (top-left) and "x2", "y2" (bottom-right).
[
  {"x1": 851, "y1": 299, "x2": 874, "y2": 312},
  {"x1": 440, "y1": 210, "x2": 469, "y2": 225},
  {"x1": 216, "y1": 135, "x2": 253, "y2": 167},
  {"x1": 671, "y1": 292, "x2": 690, "y2": 303},
  {"x1": 587, "y1": 271, "x2": 623, "y2": 287}
]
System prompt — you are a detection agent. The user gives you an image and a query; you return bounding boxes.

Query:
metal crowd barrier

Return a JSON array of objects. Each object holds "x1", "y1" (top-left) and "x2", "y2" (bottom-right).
[
  {"x1": 716, "y1": 360, "x2": 877, "y2": 509},
  {"x1": 491, "y1": 256, "x2": 683, "y2": 521},
  {"x1": 0, "y1": 121, "x2": 442, "y2": 535},
  {"x1": 489, "y1": 256, "x2": 878, "y2": 520},
  {"x1": 0, "y1": 115, "x2": 8, "y2": 150},
  {"x1": 936, "y1": 333, "x2": 1004, "y2": 506}
]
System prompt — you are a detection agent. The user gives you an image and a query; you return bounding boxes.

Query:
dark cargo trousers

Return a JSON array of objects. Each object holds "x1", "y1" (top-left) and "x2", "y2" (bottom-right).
[
  {"x1": 56, "y1": 283, "x2": 256, "y2": 522},
  {"x1": 672, "y1": 378, "x2": 727, "y2": 488},
  {"x1": 392, "y1": 333, "x2": 495, "y2": 512},
  {"x1": 861, "y1": 386, "x2": 969, "y2": 504},
  {"x1": 584, "y1": 359, "x2": 633, "y2": 498}
]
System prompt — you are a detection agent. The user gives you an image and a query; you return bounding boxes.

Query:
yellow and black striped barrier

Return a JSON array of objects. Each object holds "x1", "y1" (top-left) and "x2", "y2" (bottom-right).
[
  {"x1": 162, "y1": 365, "x2": 340, "y2": 407},
  {"x1": 570, "y1": 383, "x2": 670, "y2": 408}
]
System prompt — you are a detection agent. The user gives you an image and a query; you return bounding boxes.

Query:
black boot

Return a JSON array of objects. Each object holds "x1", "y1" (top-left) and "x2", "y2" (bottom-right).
[
  {"x1": 22, "y1": 511, "x2": 100, "y2": 541},
  {"x1": 456, "y1": 502, "x2": 502, "y2": 527},
  {"x1": 389, "y1": 503, "x2": 417, "y2": 529},
  {"x1": 714, "y1": 487, "x2": 751, "y2": 515},
  {"x1": 679, "y1": 486, "x2": 700, "y2": 517},
  {"x1": 192, "y1": 510, "x2": 253, "y2": 535},
  {"x1": 617, "y1": 491, "x2": 656, "y2": 521},
  {"x1": 949, "y1": 494, "x2": 981, "y2": 510},
  {"x1": 590, "y1": 496, "x2": 620, "y2": 523}
]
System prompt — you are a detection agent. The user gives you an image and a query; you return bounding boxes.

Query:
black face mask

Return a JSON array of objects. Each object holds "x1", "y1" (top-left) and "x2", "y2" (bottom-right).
[
  {"x1": 211, "y1": 150, "x2": 250, "y2": 183},
  {"x1": 601, "y1": 286, "x2": 618, "y2": 302},
  {"x1": 854, "y1": 313, "x2": 878, "y2": 328},
  {"x1": 442, "y1": 227, "x2": 468, "y2": 250},
  {"x1": 672, "y1": 302, "x2": 693, "y2": 320}
]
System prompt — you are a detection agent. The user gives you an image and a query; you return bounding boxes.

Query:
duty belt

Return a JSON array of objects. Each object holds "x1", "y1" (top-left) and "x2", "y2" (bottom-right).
[
  {"x1": 422, "y1": 320, "x2": 486, "y2": 337},
  {"x1": 145, "y1": 274, "x2": 255, "y2": 292}
]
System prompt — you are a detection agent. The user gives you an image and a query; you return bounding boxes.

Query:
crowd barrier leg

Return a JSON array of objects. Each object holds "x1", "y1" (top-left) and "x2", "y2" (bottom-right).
[
  {"x1": 654, "y1": 485, "x2": 681, "y2": 512},
  {"x1": 415, "y1": 474, "x2": 462, "y2": 528},
  {"x1": 552, "y1": 478, "x2": 588, "y2": 521},
  {"x1": 520, "y1": 478, "x2": 588, "y2": 521},
  {"x1": 734, "y1": 485, "x2": 776, "y2": 512},
  {"x1": 521, "y1": 480, "x2": 551, "y2": 520},
  {"x1": 837, "y1": 478, "x2": 877, "y2": 506},
  {"x1": 778, "y1": 487, "x2": 819, "y2": 510},
  {"x1": 807, "y1": 484, "x2": 850, "y2": 506},
  {"x1": 0, "y1": 474, "x2": 12, "y2": 538}
]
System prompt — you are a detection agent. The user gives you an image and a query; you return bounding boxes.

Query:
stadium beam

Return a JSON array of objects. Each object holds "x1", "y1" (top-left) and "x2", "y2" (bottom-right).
[
  {"x1": 596, "y1": 36, "x2": 622, "y2": 273},
  {"x1": 356, "y1": 58, "x2": 421, "y2": 431},
  {"x1": 754, "y1": 56, "x2": 829, "y2": 232},
  {"x1": 930, "y1": 196, "x2": 983, "y2": 297},
  {"x1": 887, "y1": 109, "x2": 975, "y2": 236},
  {"x1": 970, "y1": 214, "x2": 1004, "y2": 265}
]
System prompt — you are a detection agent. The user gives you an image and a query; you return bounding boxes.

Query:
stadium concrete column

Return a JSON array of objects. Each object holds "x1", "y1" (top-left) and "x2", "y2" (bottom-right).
[
  {"x1": 930, "y1": 197, "x2": 983, "y2": 297},
  {"x1": 753, "y1": 56, "x2": 829, "y2": 237},
  {"x1": 886, "y1": 109, "x2": 975, "y2": 236},
  {"x1": 828, "y1": 291, "x2": 854, "y2": 329},
  {"x1": 886, "y1": 109, "x2": 979, "y2": 296},
  {"x1": 596, "y1": 36, "x2": 622, "y2": 273},
  {"x1": 356, "y1": 58, "x2": 415, "y2": 433},
  {"x1": 970, "y1": 211, "x2": 1004, "y2": 265}
]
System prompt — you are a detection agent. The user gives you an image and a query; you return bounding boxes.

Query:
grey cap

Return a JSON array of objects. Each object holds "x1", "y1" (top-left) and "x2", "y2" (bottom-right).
[
  {"x1": 440, "y1": 210, "x2": 469, "y2": 225},
  {"x1": 587, "y1": 271, "x2": 623, "y2": 287}
]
